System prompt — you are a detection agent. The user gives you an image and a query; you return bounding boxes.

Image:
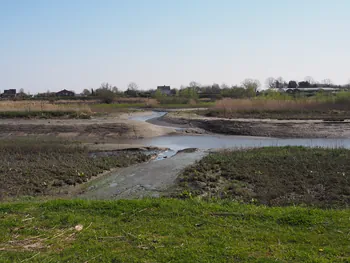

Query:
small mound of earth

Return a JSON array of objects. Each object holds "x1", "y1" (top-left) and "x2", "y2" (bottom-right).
[
  {"x1": 178, "y1": 128, "x2": 207, "y2": 134},
  {"x1": 176, "y1": 148, "x2": 199, "y2": 154}
]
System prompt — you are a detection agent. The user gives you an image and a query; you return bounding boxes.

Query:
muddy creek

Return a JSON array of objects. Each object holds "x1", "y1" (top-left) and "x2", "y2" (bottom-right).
[
  {"x1": 129, "y1": 111, "x2": 350, "y2": 151},
  {"x1": 80, "y1": 112, "x2": 350, "y2": 200}
]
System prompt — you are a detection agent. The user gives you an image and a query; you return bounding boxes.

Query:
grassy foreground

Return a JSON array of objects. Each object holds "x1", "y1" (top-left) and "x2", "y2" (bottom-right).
[{"x1": 0, "y1": 199, "x2": 349, "y2": 263}]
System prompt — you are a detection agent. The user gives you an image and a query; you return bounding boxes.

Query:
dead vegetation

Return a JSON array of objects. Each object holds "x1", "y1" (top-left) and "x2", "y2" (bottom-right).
[
  {"x1": 206, "y1": 98, "x2": 350, "y2": 120},
  {"x1": 0, "y1": 101, "x2": 92, "y2": 119},
  {"x1": 0, "y1": 101, "x2": 91, "y2": 113}
]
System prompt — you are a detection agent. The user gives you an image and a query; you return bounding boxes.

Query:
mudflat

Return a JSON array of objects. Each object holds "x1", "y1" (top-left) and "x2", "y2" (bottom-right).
[
  {"x1": 0, "y1": 111, "x2": 176, "y2": 140},
  {"x1": 161, "y1": 112, "x2": 350, "y2": 138}
]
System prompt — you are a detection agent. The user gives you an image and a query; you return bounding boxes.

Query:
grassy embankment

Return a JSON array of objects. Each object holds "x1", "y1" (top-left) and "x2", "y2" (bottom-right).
[
  {"x1": 176, "y1": 147, "x2": 350, "y2": 208},
  {"x1": 1, "y1": 143, "x2": 350, "y2": 262},
  {"x1": 204, "y1": 92, "x2": 350, "y2": 120},
  {"x1": 0, "y1": 139, "x2": 151, "y2": 200},
  {"x1": 0, "y1": 199, "x2": 349, "y2": 262}
]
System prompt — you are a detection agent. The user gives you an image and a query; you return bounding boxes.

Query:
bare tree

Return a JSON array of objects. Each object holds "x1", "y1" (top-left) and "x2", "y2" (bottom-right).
[
  {"x1": 100, "y1": 82, "x2": 114, "y2": 90},
  {"x1": 242, "y1": 79, "x2": 261, "y2": 92},
  {"x1": 345, "y1": 79, "x2": 350, "y2": 89},
  {"x1": 220, "y1": 83, "x2": 229, "y2": 89},
  {"x1": 128, "y1": 82, "x2": 139, "y2": 91},
  {"x1": 189, "y1": 81, "x2": 201, "y2": 88},
  {"x1": 321, "y1": 79, "x2": 333, "y2": 86},
  {"x1": 112, "y1": 86, "x2": 119, "y2": 94},
  {"x1": 19, "y1": 88, "x2": 25, "y2": 94},
  {"x1": 276, "y1": 77, "x2": 285, "y2": 83},
  {"x1": 274, "y1": 77, "x2": 287, "y2": 89},
  {"x1": 304, "y1": 76, "x2": 316, "y2": 85},
  {"x1": 265, "y1": 77, "x2": 277, "y2": 89},
  {"x1": 82, "y1": 89, "x2": 91, "y2": 96}
]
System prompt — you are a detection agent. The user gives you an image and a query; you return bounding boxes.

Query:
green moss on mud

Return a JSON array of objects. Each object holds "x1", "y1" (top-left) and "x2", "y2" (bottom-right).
[
  {"x1": 176, "y1": 147, "x2": 350, "y2": 207},
  {"x1": 0, "y1": 139, "x2": 150, "y2": 199}
]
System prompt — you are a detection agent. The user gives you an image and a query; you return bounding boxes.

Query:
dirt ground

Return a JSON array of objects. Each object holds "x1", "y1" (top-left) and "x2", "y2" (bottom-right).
[
  {"x1": 0, "y1": 112, "x2": 176, "y2": 141},
  {"x1": 162, "y1": 112, "x2": 350, "y2": 138},
  {"x1": 3, "y1": 109, "x2": 349, "y2": 139}
]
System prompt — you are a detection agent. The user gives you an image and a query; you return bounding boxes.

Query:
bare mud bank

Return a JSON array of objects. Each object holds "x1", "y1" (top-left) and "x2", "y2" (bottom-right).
[
  {"x1": 161, "y1": 113, "x2": 350, "y2": 138},
  {"x1": 78, "y1": 150, "x2": 207, "y2": 200},
  {"x1": 0, "y1": 112, "x2": 176, "y2": 141}
]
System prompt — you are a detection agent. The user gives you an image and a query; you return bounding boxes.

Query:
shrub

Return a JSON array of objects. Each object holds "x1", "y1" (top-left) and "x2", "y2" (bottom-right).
[{"x1": 96, "y1": 89, "x2": 116, "y2": 104}]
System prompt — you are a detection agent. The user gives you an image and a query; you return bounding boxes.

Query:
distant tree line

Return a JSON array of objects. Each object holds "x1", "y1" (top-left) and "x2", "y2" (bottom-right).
[
  {"x1": 78, "y1": 77, "x2": 350, "y2": 104},
  {"x1": 4, "y1": 76, "x2": 349, "y2": 103},
  {"x1": 80, "y1": 79, "x2": 264, "y2": 103}
]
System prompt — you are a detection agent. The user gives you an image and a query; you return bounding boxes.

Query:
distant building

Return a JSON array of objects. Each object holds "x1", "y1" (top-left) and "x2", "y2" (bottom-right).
[
  {"x1": 56, "y1": 89, "x2": 75, "y2": 97},
  {"x1": 1, "y1": 89, "x2": 16, "y2": 98},
  {"x1": 157, "y1": 85, "x2": 171, "y2": 95},
  {"x1": 282, "y1": 87, "x2": 341, "y2": 95}
]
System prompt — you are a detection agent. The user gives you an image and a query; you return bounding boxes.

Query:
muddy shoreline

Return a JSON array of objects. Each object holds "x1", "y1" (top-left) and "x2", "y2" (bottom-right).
[
  {"x1": 3, "y1": 110, "x2": 350, "y2": 139},
  {"x1": 79, "y1": 150, "x2": 207, "y2": 200},
  {"x1": 0, "y1": 113, "x2": 176, "y2": 141},
  {"x1": 158, "y1": 113, "x2": 350, "y2": 138}
]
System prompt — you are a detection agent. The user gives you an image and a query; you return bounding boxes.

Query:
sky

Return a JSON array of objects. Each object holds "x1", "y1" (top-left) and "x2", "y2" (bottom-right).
[{"x1": 1, "y1": 0, "x2": 350, "y2": 93}]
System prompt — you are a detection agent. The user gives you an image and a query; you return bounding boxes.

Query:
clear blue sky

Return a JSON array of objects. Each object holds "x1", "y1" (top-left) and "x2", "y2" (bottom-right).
[{"x1": 1, "y1": 0, "x2": 349, "y2": 93}]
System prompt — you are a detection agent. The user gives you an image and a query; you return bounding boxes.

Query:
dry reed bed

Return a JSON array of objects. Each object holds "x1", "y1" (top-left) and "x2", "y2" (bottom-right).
[
  {"x1": 214, "y1": 98, "x2": 350, "y2": 112},
  {"x1": 55, "y1": 98, "x2": 154, "y2": 104},
  {"x1": 0, "y1": 101, "x2": 91, "y2": 113}
]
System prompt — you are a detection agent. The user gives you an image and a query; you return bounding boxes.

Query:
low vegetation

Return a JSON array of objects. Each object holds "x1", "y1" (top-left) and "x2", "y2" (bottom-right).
[
  {"x1": 0, "y1": 139, "x2": 151, "y2": 199},
  {"x1": 0, "y1": 199, "x2": 349, "y2": 262},
  {"x1": 176, "y1": 147, "x2": 350, "y2": 207},
  {"x1": 91, "y1": 101, "x2": 213, "y2": 114}
]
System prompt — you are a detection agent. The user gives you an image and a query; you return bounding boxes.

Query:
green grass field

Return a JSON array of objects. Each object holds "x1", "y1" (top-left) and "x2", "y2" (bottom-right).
[{"x1": 1, "y1": 199, "x2": 349, "y2": 263}]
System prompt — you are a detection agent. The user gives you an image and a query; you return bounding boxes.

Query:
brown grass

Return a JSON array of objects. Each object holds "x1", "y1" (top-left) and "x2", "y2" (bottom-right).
[
  {"x1": 207, "y1": 98, "x2": 350, "y2": 119},
  {"x1": 214, "y1": 98, "x2": 319, "y2": 112},
  {"x1": 114, "y1": 98, "x2": 152, "y2": 103},
  {"x1": 144, "y1": 98, "x2": 159, "y2": 107},
  {"x1": 0, "y1": 101, "x2": 91, "y2": 113},
  {"x1": 54, "y1": 98, "x2": 154, "y2": 104}
]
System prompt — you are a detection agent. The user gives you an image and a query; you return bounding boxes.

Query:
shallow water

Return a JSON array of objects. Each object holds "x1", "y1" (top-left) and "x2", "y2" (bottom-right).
[
  {"x1": 130, "y1": 111, "x2": 350, "y2": 151},
  {"x1": 129, "y1": 111, "x2": 167, "y2": 122},
  {"x1": 136, "y1": 135, "x2": 350, "y2": 151}
]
